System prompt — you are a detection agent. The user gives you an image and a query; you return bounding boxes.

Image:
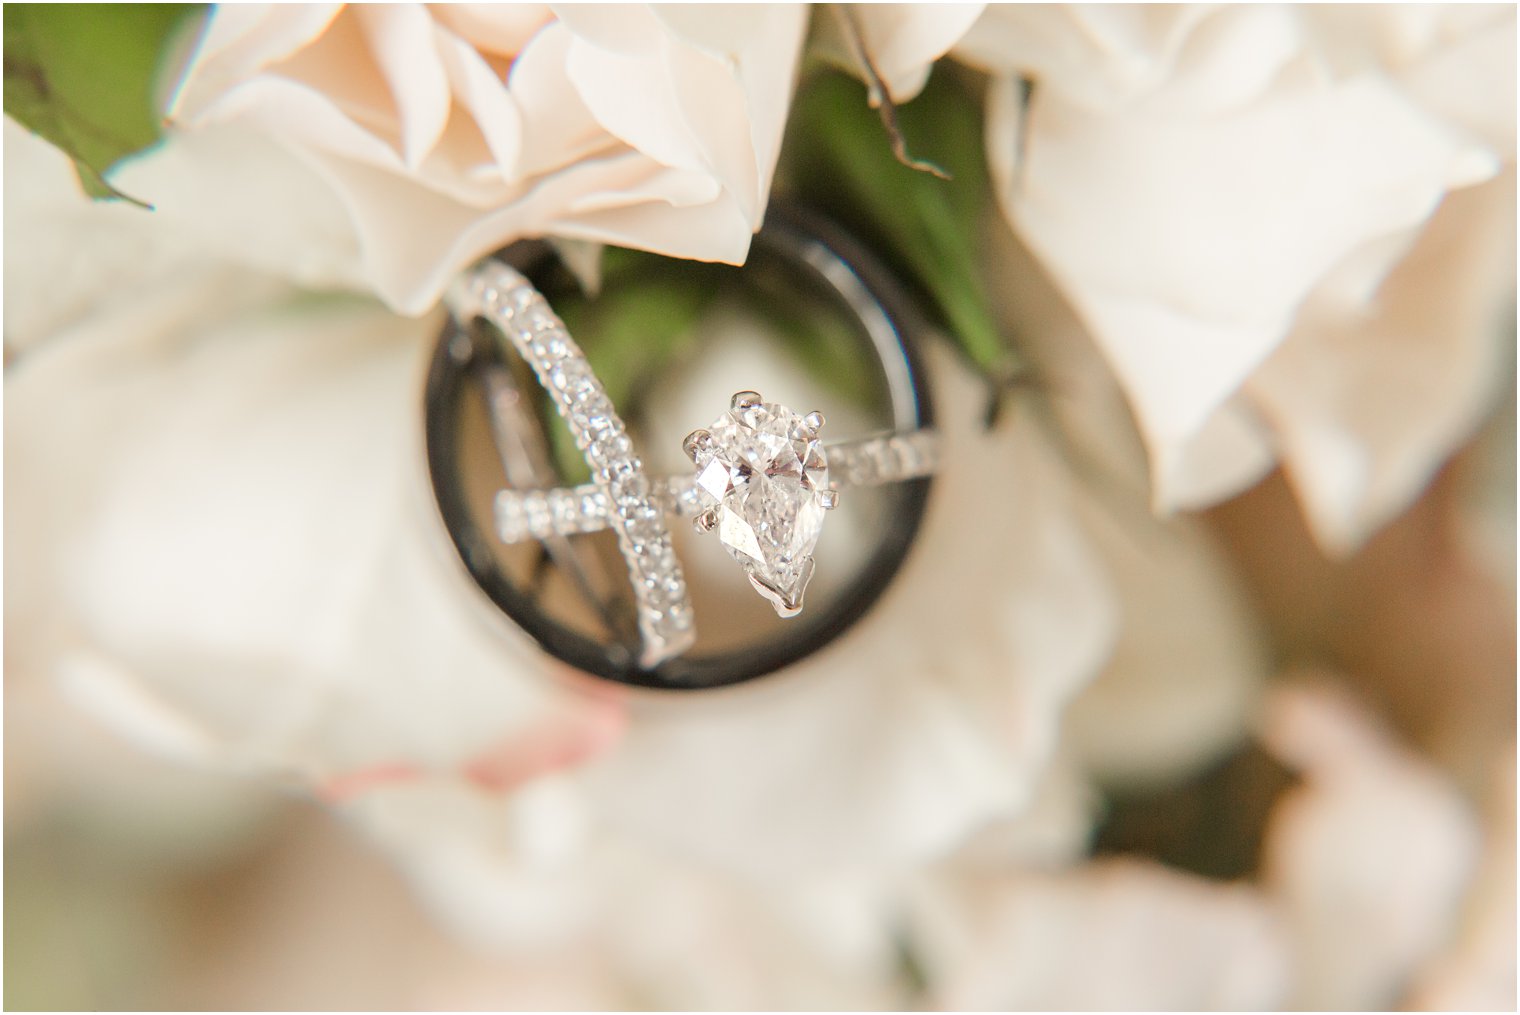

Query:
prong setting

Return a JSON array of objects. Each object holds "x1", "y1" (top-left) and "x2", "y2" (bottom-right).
[
  {"x1": 682, "y1": 428, "x2": 712, "y2": 462},
  {"x1": 746, "y1": 556, "x2": 813, "y2": 618},
  {"x1": 687, "y1": 394, "x2": 829, "y2": 619}
]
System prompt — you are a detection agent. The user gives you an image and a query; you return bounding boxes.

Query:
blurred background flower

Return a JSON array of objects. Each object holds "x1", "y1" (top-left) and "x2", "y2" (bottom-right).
[{"x1": 5, "y1": 3, "x2": 1514, "y2": 1010}]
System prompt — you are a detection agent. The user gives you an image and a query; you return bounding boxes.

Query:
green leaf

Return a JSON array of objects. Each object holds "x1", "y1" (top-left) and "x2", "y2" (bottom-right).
[
  {"x1": 543, "y1": 252, "x2": 729, "y2": 483},
  {"x1": 534, "y1": 244, "x2": 882, "y2": 483},
  {"x1": 777, "y1": 67, "x2": 1020, "y2": 389},
  {"x1": 4, "y1": 4, "x2": 202, "y2": 206},
  {"x1": 728, "y1": 263, "x2": 877, "y2": 412}
]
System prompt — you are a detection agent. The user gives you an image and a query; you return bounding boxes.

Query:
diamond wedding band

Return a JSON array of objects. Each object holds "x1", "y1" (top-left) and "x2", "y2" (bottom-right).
[{"x1": 446, "y1": 260, "x2": 695, "y2": 668}]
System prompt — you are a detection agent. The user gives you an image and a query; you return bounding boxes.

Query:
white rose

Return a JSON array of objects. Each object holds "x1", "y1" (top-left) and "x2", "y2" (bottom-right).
[
  {"x1": 908, "y1": 676, "x2": 1484, "y2": 1010},
  {"x1": 957, "y1": 5, "x2": 1515, "y2": 551},
  {"x1": 1259, "y1": 678, "x2": 1483, "y2": 1009},
  {"x1": 816, "y1": 4, "x2": 986, "y2": 104},
  {"x1": 981, "y1": 218, "x2": 1273, "y2": 792},
  {"x1": 169, "y1": 3, "x2": 809, "y2": 314},
  {"x1": 5, "y1": 116, "x2": 1121, "y2": 944},
  {"x1": 1, "y1": 117, "x2": 364, "y2": 352}
]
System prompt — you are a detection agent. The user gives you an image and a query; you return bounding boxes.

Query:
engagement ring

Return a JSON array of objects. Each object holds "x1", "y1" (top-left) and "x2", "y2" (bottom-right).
[
  {"x1": 493, "y1": 390, "x2": 937, "y2": 617},
  {"x1": 428, "y1": 205, "x2": 937, "y2": 688}
]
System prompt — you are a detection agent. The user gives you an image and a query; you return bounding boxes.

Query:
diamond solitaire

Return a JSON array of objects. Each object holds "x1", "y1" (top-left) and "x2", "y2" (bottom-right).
[{"x1": 684, "y1": 391, "x2": 839, "y2": 617}]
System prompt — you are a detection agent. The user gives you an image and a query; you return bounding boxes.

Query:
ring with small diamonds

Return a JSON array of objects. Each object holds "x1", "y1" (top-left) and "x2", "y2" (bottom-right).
[
  {"x1": 444, "y1": 258, "x2": 696, "y2": 670},
  {"x1": 426, "y1": 205, "x2": 938, "y2": 689}
]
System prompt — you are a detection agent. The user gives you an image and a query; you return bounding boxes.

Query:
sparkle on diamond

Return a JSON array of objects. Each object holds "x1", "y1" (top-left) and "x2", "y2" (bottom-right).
[{"x1": 693, "y1": 401, "x2": 829, "y2": 602}]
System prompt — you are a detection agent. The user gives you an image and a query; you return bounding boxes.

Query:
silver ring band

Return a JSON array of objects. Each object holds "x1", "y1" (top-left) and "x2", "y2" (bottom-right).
[{"x1": 445, "y1": 259, "x2": 696, "y2": 668}]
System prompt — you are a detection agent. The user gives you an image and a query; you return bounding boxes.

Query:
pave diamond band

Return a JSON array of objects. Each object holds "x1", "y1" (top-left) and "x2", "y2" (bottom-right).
[
  {"x1": 446, "y1": 259, "x2": 695, "y2": 668},
  {"x1": 493, "y1": 430, "x2": 939, "y2": 543}
]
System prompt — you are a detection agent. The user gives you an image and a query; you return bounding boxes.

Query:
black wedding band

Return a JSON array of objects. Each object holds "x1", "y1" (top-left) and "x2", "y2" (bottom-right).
[{"x1": 424, "y1": 203, "x2": 936, "y2": 690}]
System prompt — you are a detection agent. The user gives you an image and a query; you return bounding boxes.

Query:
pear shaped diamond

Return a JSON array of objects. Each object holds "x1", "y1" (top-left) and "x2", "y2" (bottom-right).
[{"x1": 688, "y1": 395, "x2": 830, "y2": 616}]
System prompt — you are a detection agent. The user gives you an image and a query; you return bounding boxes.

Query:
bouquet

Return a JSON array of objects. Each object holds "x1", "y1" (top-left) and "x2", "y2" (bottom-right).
[{"x1": 5, "y1": 5, "x2": 1514, "y2": 1010}]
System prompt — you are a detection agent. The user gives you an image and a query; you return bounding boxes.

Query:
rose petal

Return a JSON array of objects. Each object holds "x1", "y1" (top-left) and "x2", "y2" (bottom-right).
[
  {"x1": 655, "y1": 3, "x2": 810, "y2": 209},
  {"x1": 352, "y1": 4, "x2": 452, "y2": 167},
  {"x1": 5, "y1": 270, "x2": 598, "y2": 782},
  {"x1": 429, "y1": 3, "x2": 553, "y2": 59},
  {"x1": 299, "y1": 145, "x2": 750, "y2": 314},
  {"x1": 1159, "y1": 395, "x2": 1278, "y2": 512},
  {"x1": 956, "y1": 6, "x2": 1231, "y2": 111},
  {"x1": 432, "y1": 25, "x2": 524, "y2": 178},
  {"x1": 172, "y1": 4, "x2": 801, "y2": 311},
  {"x1": 1260, "y1": 679, "x2": 1483, "y2": 1009},
  {"x1": 1405, "y1": 747, "x2": 1517, "y2": 1010},
  {"x1": 911, "y1": 859, "x2": 1291, "y2": 1010},
  {"x1": 999, "y1": 72, "x2": 1494, "y2": 486},
  {"x1": 1063, "y1": 497, "x2": 1269, "y2": 790},
  {"x1": 562, "y1": 5, "x2": 804, "y2": 225},
  {"x1": 3, "y1": 116, "x2": 365, "y2": 350},
  {"x1": 170, "y1": 4, "x2": 343, "y2": 119},
  {"x1": 507, "y1": 20, "x2": 614, "y2": 176},
  {"x1": 1247, "y1": 171, "x2": 1517, "y2": 554},
  {"x1": 842, "y1": 4, "x2": 986, "y2": 103},
  {"x1": 970, "y1": 7, "x2": 1508, "y2": 519}
]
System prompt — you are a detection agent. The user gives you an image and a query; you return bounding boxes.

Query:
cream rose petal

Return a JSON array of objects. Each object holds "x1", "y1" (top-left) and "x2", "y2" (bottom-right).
[
  {"x1": 341, "y1": 778, "x2": 604, "y2": 952},
  {"x1": 956, "y1": 5, "x2": 1298, "y2": 114},
  {"x1": 185, "y1": 70, "x2": 408, "y2": 174},
  {"x1": 992, "y1": 70, "x2": 1494, "y2": 501},
  {"x1": 652, "y1": 5, "x2": 805, "y2": 204},
  {"x1": 555, "y1": 15, "x2": 699, "y2": 173},
  {"x1": 343, "y1": 781, "x2": 911, "y2": 1007},
  {"x1": 979, "y1": 222, "x2": 1268, "y2": 789},
  {"x1": 6, "y1": 644, "x2": 283, "y2": 866},
  {"x1": 1246, "y1": 171, "x2": 1517, "y2": 554},
  {"x1": 1160, "y1": 395, "x2": 1278, "y2": 512},
  {"x1": 1260, "y1": 679, "x2": 1483, "y2": 1010},
  {"x1": 659, "y1": 7, "x2": 799, "y2": 225},
  {"x1": 300, "y1": 146, "x2": 749, "y2": 314},
  {"x1": 427, "y1": 3, "x2": 554, "y2": 59},
  {"x1": 3, "y1": 121, "x2": 184, "y2": 352},
  {"x1": 596, "y1": 853, "x2": 908, "y2": 1010},
  {"x1": 1307, "y1": 6, "x2": 1517, "y2": 157},
  {"x1": 171, "y1": 4, "x2": 806, "y2": 314},
  {"x1": 5, "y1": 266, "x2": 609, "y2": 785},
  {"x1": 2, "y1": 119, "x2": 364, "y2": 349},
  {"x1": 507, "y1": 21, "x2": 614, "y2": 177},
  {"x1": 430, "y1": 27, "x2": 525, "y2": 183},
  {"x1": 558, "y1": 4, "x2": 806, "y2": 227},
  {"x1": 1062, "y1": 496, "x2": 1269, "y2": 791},
  {"x1": 581, "y1": 659, "x2": 1022, "y2": 877},
  {"x1": 178, "y1": 8, "x2": 428, "y2": 174},
  {"x1": 1405, "y1": 747, "x2": 1518, "y2": 1011},
  {"x1": 351, "y1": 3, "x2": 453, "y2": 168},
  {"x1": 950, "y1": 752, "x2": 1099, "y2": 871},
  {"x1": 168, "y1": 4, "x2": 342, "y2": 116},
  {"x1": 910, "y1": 859, "x2": 1292, "y2": 1010},
  {"x1": 829, "y1": 4, "x2": 986, "y2": 104},
  {"x1": 966, "y1": 6, "x2": 1507, "y2": 516}
]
